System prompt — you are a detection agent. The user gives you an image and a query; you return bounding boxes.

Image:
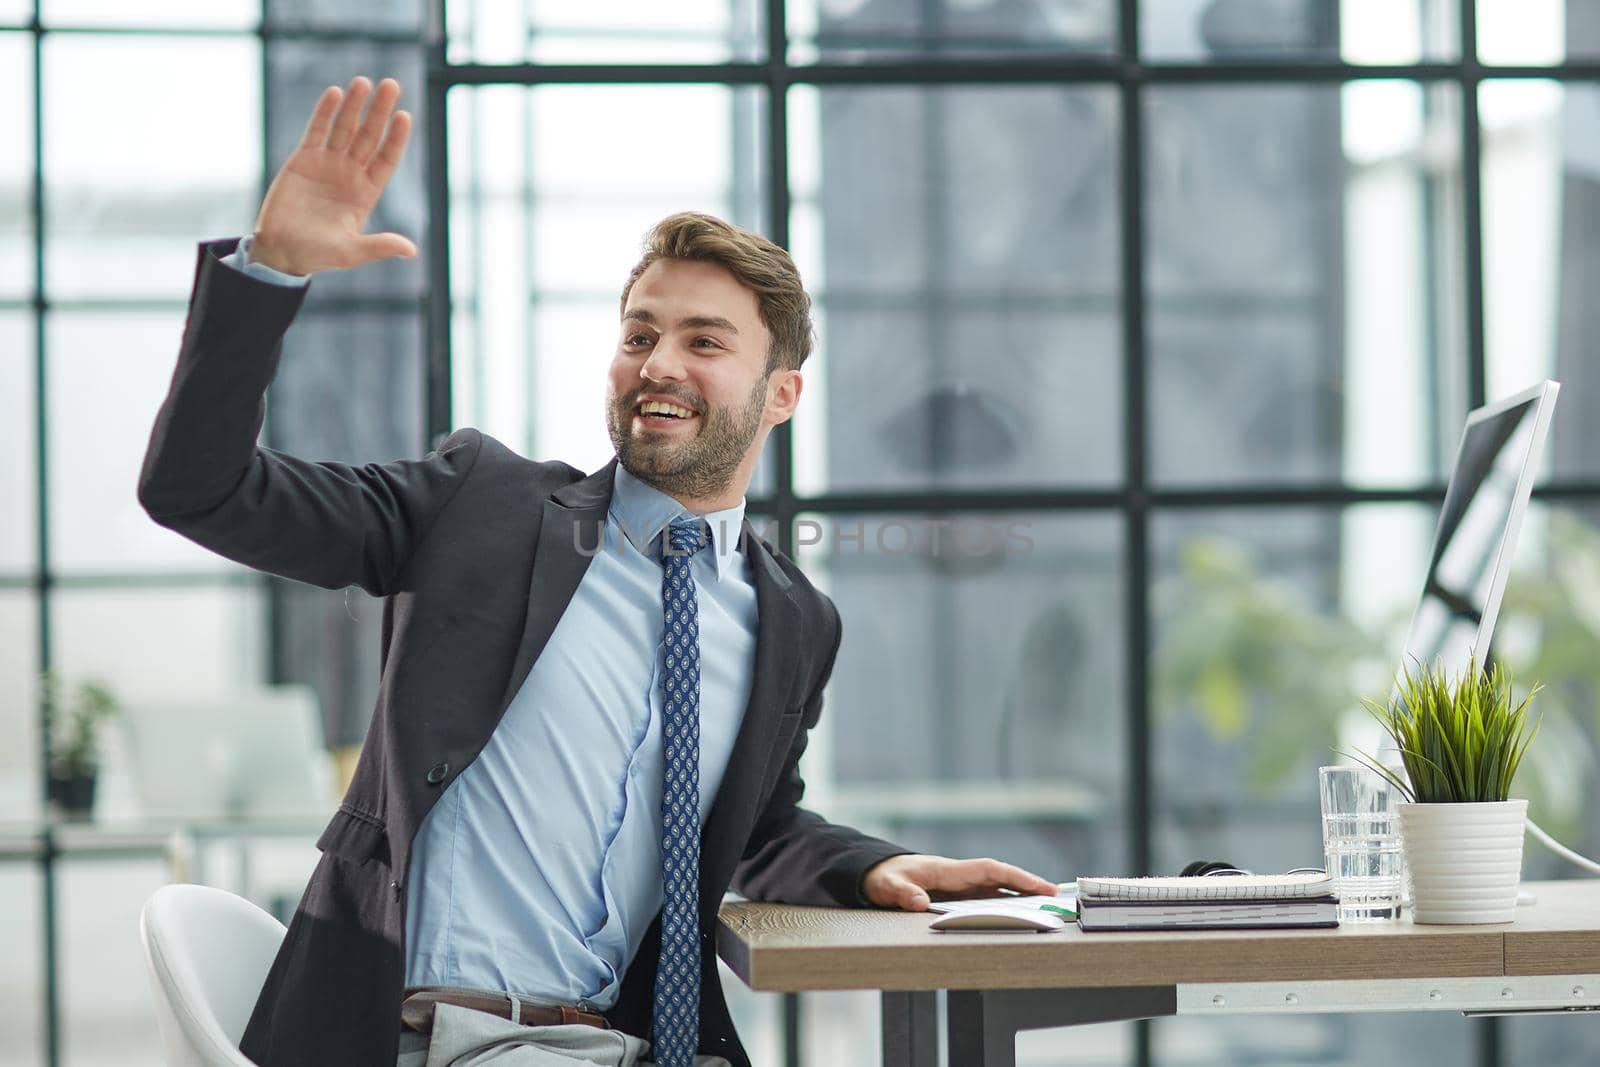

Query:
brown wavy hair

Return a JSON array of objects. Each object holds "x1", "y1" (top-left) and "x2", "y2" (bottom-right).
[{"x1": 621, "y1": 212, "x2": 814, "y2": 373}]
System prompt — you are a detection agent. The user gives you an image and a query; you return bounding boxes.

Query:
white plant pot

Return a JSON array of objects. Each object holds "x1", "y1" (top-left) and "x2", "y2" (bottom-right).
[{"x1": 1398, "y1": 800, "x2": 1527, "y2": 924}]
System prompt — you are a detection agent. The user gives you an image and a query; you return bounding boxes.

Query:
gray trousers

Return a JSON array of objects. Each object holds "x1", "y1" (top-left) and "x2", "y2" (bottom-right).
[{"x1": 396, "y1": 1003, "x2": 734, "y2": 1067}]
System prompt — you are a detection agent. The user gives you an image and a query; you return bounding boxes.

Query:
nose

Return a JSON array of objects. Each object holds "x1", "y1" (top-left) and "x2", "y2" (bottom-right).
[{"x1": 638, "y1": 337, "x2": 688, "y2": 382}]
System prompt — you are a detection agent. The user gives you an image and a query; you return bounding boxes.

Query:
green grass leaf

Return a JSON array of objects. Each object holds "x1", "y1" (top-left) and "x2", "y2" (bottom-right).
[{"x1": 1356, "y1": 656, "x2": 1542, "y2": 803}]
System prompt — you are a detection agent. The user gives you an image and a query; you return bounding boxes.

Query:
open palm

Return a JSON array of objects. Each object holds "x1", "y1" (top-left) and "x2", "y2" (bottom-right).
[{"x1": 252, "y1": 76, "x2": 416, "y2": 276}]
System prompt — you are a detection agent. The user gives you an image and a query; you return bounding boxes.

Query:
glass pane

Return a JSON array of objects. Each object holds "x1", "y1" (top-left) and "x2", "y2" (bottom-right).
[
  {"x1": 447, "y1": 0, "x2": 764, "y2": 64},
  {"x1": 1478, "y1": 0, "x2": 1600, "y2": 64},
  {"x1": 47, "y1": 312, "x2": 256, "y2": 574},
  {"x1": 59, "y1": 859, "x2": 168, "y2": 1066},
  {"x1": 42, "y1": 0, "x2": 256, "y2": 29},
  {"x1": 51, "y1": 585, "x2": 267, "y2": 709},
  {"x1": 1143, "y1": 0, "x2": 1460, "y2": 62},
  {"x1": 1496, "y1": 503, "x2": 1600, "y2": 878},
  {"x1": 42, "y1": 36, "x2": 261, "y2": 301},
  {"x1": 791, "y1": 86, "x2": 1122, "y2": 494},
  {"x1": 0, "y1": 32, "x2": 31, "y2": 298},
  {"x1": 1146, "y1": 82, "x2": 1467, "y2": 488},
  {"x1": 0, "y1": 313, "x2": 36, "y2": 572},
  {"x1": 270, "y1": 310, "x2": 424, "y2": 462},
  {"x1": 787, "y1": 0, "x2": 1116, "y2": 63},
  {"x1": 798, "y1": 512, "x2": 1127, "y2": 882},
  {"x1": 266, "y1": 41, "x2": 427, "y2": 301},
  {"x1": 1500, "y1": 498, "x2": 1599, "y2": 1067},
  {"x1": 0, "y1": 869, "x2": 44, "y2": 1066},
  {"x1": 0, "y1": 592, "x2": 40, "y2": 819},
  {"x1": 1481, "y1": 80, "x2": 1600, "y2": 481},
  {"x1": 50, "y1": 584, "x2": 268, "y2": 827},
  {"x1": 1149, "y1": 503, "x2": 1485, "y2": 1067},
  {"x1": 1152, "y1": 1011, "x2": 1472, "y2": 1067},
  {"x1": 1152, "y1": 505, "x2": 1435, "y2": 868},
  {"x1": 448, "y1": 84, "x2": 767, "y2": 472},
  {"x1": 1507, "y1": 1014, "x2": 1600, "y2": 1067},
  {"x1": 1147, "y1": 497, "x2": 1593, "y2": 1066},
  {"x1": 0, "y1": 1, "x2": 28, "y2": 21},
  {"x1": 266, "y1": 0, "x2": 421, "y2": 32}
]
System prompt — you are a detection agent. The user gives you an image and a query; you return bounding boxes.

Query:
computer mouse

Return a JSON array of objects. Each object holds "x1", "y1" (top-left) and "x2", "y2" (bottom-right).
[{"x1": 929, "y1": 910, "x2": 1066, "y2": 933}]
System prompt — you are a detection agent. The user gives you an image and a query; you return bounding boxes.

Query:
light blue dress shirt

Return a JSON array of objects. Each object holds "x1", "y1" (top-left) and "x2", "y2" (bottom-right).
[{"x1": 220, "y1": 239, "x2": 761, "y2": 1010}]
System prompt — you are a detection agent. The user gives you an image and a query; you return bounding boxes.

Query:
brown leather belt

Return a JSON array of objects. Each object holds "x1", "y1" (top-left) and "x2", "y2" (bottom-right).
[{"x1": 400, "y1": 986, "x2": 609, "y2": 1035}]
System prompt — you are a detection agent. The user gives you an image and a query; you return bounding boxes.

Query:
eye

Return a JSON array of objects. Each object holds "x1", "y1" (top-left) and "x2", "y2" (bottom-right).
[
  {"x1": 623, "y1": 332, "x2": 654, "y2": 348},
  {"x1": 692, "y1": 336, "x2": 724, "y2": 350}
]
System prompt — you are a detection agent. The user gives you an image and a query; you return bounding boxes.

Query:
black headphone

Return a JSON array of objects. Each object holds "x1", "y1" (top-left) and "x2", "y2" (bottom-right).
[{"x1": 1179, "y1": 859, "x2": 1245, "y2": 877}]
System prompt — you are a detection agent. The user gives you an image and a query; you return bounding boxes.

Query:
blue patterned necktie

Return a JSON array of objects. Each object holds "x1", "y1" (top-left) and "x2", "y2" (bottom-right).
[{"x1": 653, "y1": 517, "x2": 707, "y2": 1067}]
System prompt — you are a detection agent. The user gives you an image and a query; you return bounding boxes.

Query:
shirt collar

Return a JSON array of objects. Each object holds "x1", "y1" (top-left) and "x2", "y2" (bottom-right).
[{"x1": 610, "y1": 464, "x2": 747, "y2": 582}]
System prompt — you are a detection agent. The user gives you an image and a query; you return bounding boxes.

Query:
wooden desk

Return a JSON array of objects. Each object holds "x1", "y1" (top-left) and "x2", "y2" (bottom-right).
[{"x1": 717, "y1": 881, "x2": 1600, "y2": 1067}]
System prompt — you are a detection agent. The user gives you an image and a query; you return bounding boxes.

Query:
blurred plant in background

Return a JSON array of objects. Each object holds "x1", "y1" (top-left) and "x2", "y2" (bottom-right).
[
  {"x1": 1154, "y1": 536, "x2": 1379, "y2": 794},
  {"x1": 1495, "y1": 511, "x2": 1600, "y2": 844},
  {"x1": 1155, "y1": 513, "x2": 1600, "y2": 842}
]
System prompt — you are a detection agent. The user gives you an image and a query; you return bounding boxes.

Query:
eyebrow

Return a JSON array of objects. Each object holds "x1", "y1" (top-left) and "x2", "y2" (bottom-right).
[{"x1": 623, "y1": 309, "x2": 740, "y2": 334}]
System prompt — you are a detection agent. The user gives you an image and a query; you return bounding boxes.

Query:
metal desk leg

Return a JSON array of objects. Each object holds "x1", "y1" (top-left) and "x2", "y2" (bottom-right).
[
  {"x1": 882, "y1": 991, "x2": 939, "y2": 1067},
  {"x1": 946, "y1": 987, "x2": 1177, "y2": 1067}
]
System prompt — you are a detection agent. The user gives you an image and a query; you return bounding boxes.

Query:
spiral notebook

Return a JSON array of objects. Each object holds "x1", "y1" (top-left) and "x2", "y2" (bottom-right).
[{"x1": 1076, "y1": 872, "x2": 1334, "y2": 902}]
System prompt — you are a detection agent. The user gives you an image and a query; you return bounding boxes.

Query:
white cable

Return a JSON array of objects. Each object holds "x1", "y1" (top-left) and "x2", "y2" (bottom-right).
[{"x1": 1525, "y1": 817, "x2": 1600, "y2": 875}]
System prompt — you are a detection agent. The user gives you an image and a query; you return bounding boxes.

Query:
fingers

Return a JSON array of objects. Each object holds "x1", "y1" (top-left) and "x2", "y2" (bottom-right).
[
  {"x1": 354, "y1": 232, "x2": 418, "y2": 263},
  {"x1": 298, "y1": 85, "x2": 342, "y2": 151},
  {"x1": 978, "y1": 859, "x2": 1058, "y2": 896},
  {"x1": 349, "y1": 78, "x2": 402, "y2": 164},
  {"x1": 929, "y1": 858, "x2": 1058, "y2": 898},
  {"x1": 366, "y1": 110, "x2": 413, "y2": 185},
  {"x1": 324, "y1": 76, "x2": 373, "y2": 152},
  {"x1": 882, "y1": 875, "x2": 931, "y2": 911}
]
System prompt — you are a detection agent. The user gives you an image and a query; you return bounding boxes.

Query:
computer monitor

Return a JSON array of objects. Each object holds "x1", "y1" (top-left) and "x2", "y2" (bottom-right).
[{"x1": 1398, "y1": 380, "x2": 1561, "y2": 679}]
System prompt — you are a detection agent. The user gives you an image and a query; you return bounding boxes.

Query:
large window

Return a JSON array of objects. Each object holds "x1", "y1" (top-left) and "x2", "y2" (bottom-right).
[
  {"x1": 2, "y1": 4, "x2": 431, "y2": 1065},
  {"x1": 8, "y1": 2, "x2": 1600, "y2": 1065},
  {"x1": 439, "y1": 2, "x2": 1600, "y2": 1066}
]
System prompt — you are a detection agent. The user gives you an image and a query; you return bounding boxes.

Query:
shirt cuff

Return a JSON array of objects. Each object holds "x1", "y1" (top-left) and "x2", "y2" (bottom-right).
[{"x1": 217, "y1": 235, "x2": 311, "y2": 289}]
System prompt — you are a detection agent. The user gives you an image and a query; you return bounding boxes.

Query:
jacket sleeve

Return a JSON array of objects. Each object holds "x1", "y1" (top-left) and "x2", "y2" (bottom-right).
[
  {"x1": 731, "y1": 601, "x2": 914, "y2": 907},
  {"x1": 137, "y1": 240, "x2": 481, "y2": 597}
]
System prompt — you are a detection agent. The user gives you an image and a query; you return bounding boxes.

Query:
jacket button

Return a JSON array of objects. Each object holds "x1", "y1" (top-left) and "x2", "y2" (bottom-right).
[{"x1": 426, "y1": 762, "x2": 449, "y2": 785}]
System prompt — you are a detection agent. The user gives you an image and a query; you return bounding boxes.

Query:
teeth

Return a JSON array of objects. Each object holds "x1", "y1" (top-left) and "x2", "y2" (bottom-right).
[{"x1": 639, "y1": 400, "x2": 694, "y2": 419}]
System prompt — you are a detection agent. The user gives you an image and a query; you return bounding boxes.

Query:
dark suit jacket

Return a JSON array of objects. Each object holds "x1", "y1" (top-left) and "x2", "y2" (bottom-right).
[{"x1": 138, "y1": 241, "x2": 908, "y2": 1067}]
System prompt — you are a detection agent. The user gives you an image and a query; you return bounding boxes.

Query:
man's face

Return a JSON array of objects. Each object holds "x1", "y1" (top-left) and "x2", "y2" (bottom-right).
[{"x1": 606, "y1": 258, "x2": 798, "y2": 504}]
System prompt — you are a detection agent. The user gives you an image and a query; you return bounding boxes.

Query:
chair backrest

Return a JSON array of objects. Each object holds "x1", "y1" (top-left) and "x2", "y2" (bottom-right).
[{"x1": 139, "y1": 884, "x2": 287, "y2": 1067}]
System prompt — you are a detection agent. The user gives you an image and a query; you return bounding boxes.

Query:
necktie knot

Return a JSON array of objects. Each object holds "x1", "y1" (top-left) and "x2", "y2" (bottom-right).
[{"x1": 667, "y1": 517, "x2": 707, "y2": 557}]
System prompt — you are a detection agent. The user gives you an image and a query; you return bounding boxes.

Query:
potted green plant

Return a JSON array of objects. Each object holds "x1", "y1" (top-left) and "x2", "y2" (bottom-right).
[
  {"x1": 43, "y1": 673, "x2": 119, "y2": 818},
  {"x1": 1354, "y1": 657, "x2": 1541, "y2": 924}
]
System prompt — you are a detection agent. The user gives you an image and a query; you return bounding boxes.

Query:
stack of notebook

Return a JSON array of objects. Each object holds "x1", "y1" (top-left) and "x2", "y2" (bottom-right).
[{"x1": 1075, "y1": 873, "x2": 1339, "y2": 931}]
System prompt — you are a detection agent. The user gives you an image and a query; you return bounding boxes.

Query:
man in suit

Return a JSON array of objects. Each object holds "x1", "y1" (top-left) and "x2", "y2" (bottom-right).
[{"x1": 139, "y1": 76, "x2": 1057, "y2": 1067}]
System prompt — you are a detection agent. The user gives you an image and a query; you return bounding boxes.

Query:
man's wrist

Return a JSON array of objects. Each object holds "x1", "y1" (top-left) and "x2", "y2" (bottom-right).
[
  {"x1": 246, "y1": 232, "x2": 310, "y2": 278},
  {"x1": 234, "y1": 235, "x2": 312, "y2": 288}
]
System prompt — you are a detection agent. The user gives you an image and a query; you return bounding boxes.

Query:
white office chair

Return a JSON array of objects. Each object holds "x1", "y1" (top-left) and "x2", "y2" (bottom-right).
[{"x1": 139, "y1": 884, "x2": 285, "y2": 1067}]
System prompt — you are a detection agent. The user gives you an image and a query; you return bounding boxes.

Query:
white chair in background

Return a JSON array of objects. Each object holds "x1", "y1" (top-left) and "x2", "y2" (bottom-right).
[{"x1": 139, "y1": 883, "x2": 284, "y2": 1067}]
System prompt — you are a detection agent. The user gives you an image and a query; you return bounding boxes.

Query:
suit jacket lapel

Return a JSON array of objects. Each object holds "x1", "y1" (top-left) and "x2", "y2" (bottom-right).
[
  {"x1": 497, "y1": 461, "x2": 616, "y2": 712},
  {"x1": 700, "y1": 523, "x2": 801, "y2": 909}
]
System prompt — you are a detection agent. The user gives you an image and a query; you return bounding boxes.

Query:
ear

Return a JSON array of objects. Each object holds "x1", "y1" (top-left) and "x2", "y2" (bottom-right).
[{"x1": 765, "y1": 369, "x2": 803, "y2": 425}]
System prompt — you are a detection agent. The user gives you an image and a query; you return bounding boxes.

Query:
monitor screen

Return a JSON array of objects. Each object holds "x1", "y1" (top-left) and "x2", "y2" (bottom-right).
[{"x1": 1399, "y1": 380, "x2": 1560, "y2": 680}]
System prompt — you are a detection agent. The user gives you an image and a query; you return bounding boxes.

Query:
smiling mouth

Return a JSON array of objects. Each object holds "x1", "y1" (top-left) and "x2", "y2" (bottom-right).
[{"x1": 634, "y1": 399, "x2": 699, "y2": 425}]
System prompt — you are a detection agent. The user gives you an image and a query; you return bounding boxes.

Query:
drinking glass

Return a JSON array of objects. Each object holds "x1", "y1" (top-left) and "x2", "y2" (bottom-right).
[{"x1": 1318, "y1": 764, "x2": 1404, "y2": 922}]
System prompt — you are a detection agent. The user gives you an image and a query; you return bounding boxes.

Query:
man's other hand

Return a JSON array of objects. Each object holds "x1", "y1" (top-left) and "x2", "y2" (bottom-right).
[
  {"x1": 251, "y1": 76, "x2": 416, "y2": 276},
  {"x1": 861, "y1": 854, "x2": 1060, "y2": 911}
]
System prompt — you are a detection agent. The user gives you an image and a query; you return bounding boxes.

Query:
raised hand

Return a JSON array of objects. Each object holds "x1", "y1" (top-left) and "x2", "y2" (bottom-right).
[{"x1": 251, "y1": 76, "x2": 416, "y2": 276}]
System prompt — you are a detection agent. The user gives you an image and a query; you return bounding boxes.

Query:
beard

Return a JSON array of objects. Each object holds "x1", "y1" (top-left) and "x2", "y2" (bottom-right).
[{"x1": 607, "y1": 376, "x2": 769, "y2": 501}]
